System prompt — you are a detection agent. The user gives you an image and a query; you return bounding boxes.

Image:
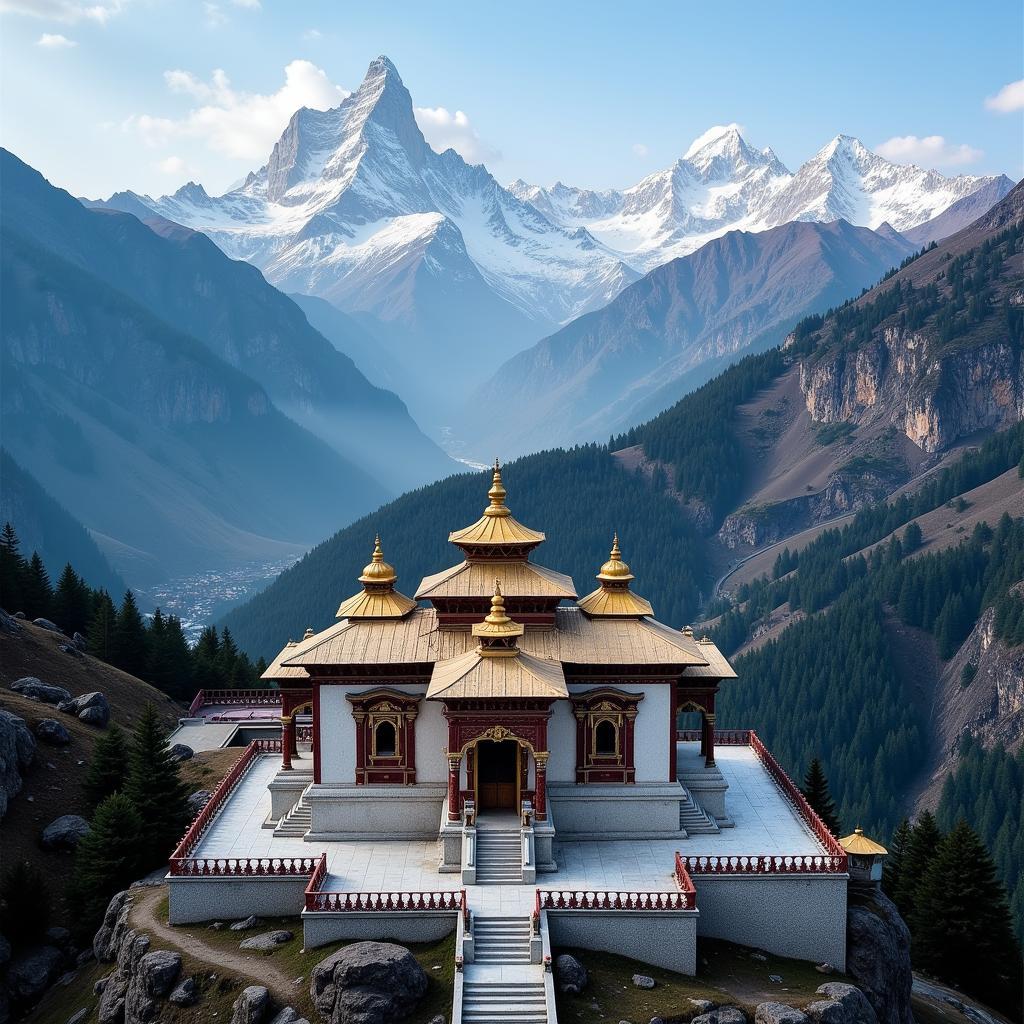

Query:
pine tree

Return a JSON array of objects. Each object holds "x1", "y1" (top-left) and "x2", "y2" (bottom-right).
[
  {"x1": 69, "y1": 794, "x2": 144, "y2": 938},
  {"x1": 894, "y1": 810, "x2": 942, "y2": 920},
  {"x1": 912, "y1": 820, "x2": 1023, "y2": 1017},
  {"x1": 903, "y1": 521, "x2": 923, "y2": 554},
  {"x1": 0, "y1": 521, "x2": 25, "y2": 612},
  {"x1": 21, "y1": 551, "x2": 53, "y2": 620},
  {"x1": 883, "y1": 818, "x2": 913, "y2": 901},
  {"x1": 801, "y1": 757, "x2": 841, "y2": 835},
  {"x1": 124, "y1": 705, "x2": 190, "y2": 866},
  {"x1": 0, "y1": 860, "x2": 51, "y2": 947},
  {"x1": 87, "y1": 589, "x2": 118, "y2": 661},
  {"x1": 52, "y1": 563, "x2": 93, "y2": 636},
  {"x1": 84, "y1": 724, "x2": 129, "y2": 808},
  {"x1": 113, "y1": 590, "x2": 148, "y2": 677}
]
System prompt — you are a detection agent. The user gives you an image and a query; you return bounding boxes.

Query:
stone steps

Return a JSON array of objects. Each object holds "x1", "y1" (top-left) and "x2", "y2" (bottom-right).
[
  {"x1": 273, "y1": 787, "x2": 312, "y2": 838},
  {"x1": 474, "y1": 831, "x2": 523, "y2": 884},
  {"x1": 679, "y1": 789, "x2": 719, "y2": 834},
  {"x1": 463, "y1": 919, "x2": 546, "y2": 1021}
]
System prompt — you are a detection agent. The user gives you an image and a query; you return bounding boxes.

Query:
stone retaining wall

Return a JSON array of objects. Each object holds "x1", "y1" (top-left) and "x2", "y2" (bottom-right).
[
  {"x1": 166, "y1": 875, "x2": 308, "y2": 924},
  {"x1": 302, "y1": 910, "x2": 457, "y2": 950}
]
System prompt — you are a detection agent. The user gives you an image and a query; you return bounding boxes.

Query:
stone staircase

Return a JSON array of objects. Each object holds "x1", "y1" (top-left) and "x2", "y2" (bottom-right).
[
  {"x1": 679, "y1": 789, "x2": 720, "y2": 834},
  {"x1": 274, "y1": 786, "x2": 312, "y2": 837},
  {"x1": 474, "y1": 829, "x2": 522, "y2": 883},
  {"x1": 462, "y1": 916, "x2": 546, "y2": 1022},
  {"x1": 461, "y1": 979, "x2": 547, "y2": 1024}
]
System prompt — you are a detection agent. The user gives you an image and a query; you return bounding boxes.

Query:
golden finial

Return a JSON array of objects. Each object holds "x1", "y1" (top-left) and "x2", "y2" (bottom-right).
[
  {"x1": 683, "y1": 624, "x2": 694, "y2": 637},
  {"x1": 472, "y1": 577, "x2": 524, "y2": 652},
  {"x1": 303, "y1": 626, "x2": 314, "y2": 639},
  {"x1": 597, "y1": 533, "x2": 634, "y2": 581},
  {"x1": 358, "y1": 534, "x2": 397, "y2": 584},
  {"x1": 484, "y1": 458, "x2": 510, "y2": 517}
]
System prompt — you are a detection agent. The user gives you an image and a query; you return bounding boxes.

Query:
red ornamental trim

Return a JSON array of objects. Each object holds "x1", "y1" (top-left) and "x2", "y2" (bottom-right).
[
  {"x1": 682, "y1": 853, "x2": 846, "y2": 874},
  {"x1": 190, "y1": 688, "x2": 282, "y2": 711},
  {"x1": 305, "y1": 889, "x2": 466, "y2": 913},
  {"x1": 171, "y1": 856, "x2": 321, "y2": 877},
  {"x1": 673, "y1": 852, "x2": 698, "y2": 905},
  {"x1": 537, "y1": 889, "x2": 696, "y2": 911}
]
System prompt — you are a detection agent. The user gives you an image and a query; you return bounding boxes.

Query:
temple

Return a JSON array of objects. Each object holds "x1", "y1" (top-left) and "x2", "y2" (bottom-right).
[{"x1": 166, "y1": 464, "x2": 853, "y2": 1019}]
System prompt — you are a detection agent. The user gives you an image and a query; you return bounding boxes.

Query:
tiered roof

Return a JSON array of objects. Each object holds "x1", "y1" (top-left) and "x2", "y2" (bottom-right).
[{"x1": 335, "y1": 536, "x2": 416, "y2": 620}]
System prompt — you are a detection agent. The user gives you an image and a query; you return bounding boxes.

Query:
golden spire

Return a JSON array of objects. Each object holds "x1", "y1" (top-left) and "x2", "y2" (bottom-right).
[
  {"x1": 303, "y1": 626, "x2": 314, "y2": 639},
  {"x1": 337, "y1": 534, "x2": 416, "y2": 619},
  {"x1": 484, "y1": 459, "x2": 510, "y2": 518},
  {"x1": 472, "y1": 578, "x2": 525, "y2": 654},
  {"x1": 578, "y1": 533, "x2": 653, "y2": 618},
  {"x1": 597, "y1": 533, "x2": 635, "y2": 581}
]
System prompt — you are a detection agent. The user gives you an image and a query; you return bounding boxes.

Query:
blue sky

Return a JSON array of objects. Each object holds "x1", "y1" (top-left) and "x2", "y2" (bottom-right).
[{"x1": 2, "y1": 0, "x2": 1022, "y2": 198}]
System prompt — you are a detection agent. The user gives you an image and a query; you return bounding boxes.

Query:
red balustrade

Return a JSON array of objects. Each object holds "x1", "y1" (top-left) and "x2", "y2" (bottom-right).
[
  {"x1": 305, "y1": 889, "x2": 466, "y2": 913},
  {"x1": 538, "y1": 890, "x2": 695, "y2": 911},
  {"x1": 682, "y1": 853, "x2": 846, "y2": 874},
  {"x1": 169, "y1": 739, "x2": 280, "y2": 873},
  {"x1": 173, "y1": 856, "x2": 322, "y2": 877},
  {"x1": 188, "y1": 688, "x2": 282, "y2": 713},
  {"x1": 676, "y1": 729, "x2": 751, "y2": 745},
  {"x1": 672, "y1": 853, "x2": 698, "y2": 907}
]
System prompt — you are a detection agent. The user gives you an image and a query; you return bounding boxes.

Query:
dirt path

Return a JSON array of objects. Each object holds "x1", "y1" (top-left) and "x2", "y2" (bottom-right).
[{"x1": 128, "y1": 885, "x2": 302, "y2": 1005}]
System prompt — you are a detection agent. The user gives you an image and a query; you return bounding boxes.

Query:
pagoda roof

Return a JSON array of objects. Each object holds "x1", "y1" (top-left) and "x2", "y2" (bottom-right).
[
  {"x1": 262, "y1": 638, "x2": 310, "y2": 682},
  {"x1": 426, "y1": 648, "x2": 567, "y2": 700},
  {"x1": 282, "y1": 606, "x2": 717, "y2": 672},
  {"x1": 415, "y1": 559, "x2": 576, "y2": 601},
  {"x1": 448, "y1": 460, "x2": 545, "y2": 553},
  {"x1": 840, "y1": 828, "x2": 888, "y2": 856},
  {"x1": 335, "y1": 535, "x2": 417, "y2": 620}
]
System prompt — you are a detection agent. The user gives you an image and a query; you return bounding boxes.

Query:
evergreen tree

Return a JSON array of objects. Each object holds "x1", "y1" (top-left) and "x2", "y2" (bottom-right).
[
  {"x1": 83, "y1": 724, "x2": 129, "y2": 808},
  {"x1": 69, "y1": 794, "x2": 144, "y2": 938},
  {"x1": 801, "y1": 757, "x2": 841, "y2": 835},
  {"x1": 87, "y1": 589, "x2": 118, "y2": 661},
  {"x1": 52, "y1": 563, "x2": 93, "y2": 636},
  {"x1": 113, "y1": 590, "x2": 148, "y2": 677},
  {"x1": 124, "y1": 705, "x2": 190, "y2": 866},
  {"x1": 21, "y1": 551, "x2": 53, "y2": 620},
  {"x1": 883, "y1": 818, "x2": 913, "y2": 901},
  {"x1": 903, "y1": 521, "x2": 923, "y2": 554},
  {"x1": 912, "y1": 820, "x2": 1022, "y2": 1017},
  {"x1": 0, "y1": 521, "x2": 25, "y2": 612},
  {"x1": 0, "y1": 860, "x2": 50, "y2": 947},
  {"x1": 894, "y1": 810, "x2": 942, "y2": 920}
]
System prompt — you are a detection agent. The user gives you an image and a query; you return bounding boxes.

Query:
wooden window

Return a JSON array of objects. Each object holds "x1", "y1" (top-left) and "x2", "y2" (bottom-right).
[
  {"x1": 347, "y1": 689, "x2": 420, "y2": 784},
  {"x1": 571, "y1": 688, "x2": 644, "y2": 783}
]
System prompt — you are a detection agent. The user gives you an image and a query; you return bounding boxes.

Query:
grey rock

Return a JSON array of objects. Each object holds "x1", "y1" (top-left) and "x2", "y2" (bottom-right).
[
  {"x1": 690, "y1": 1001, "x2": 716, "y2": 1012},
  {"x1": 35, "y1": 718, "x2": 72, "y2": 746},
  {"x1": 169, "y1": 976, "x2": 200, "y2": 1006},
  {"x1": 814, "y1": 983, "x2": 877, "y2": 1024},
  {"x1": 33, "y1": 617, "x2": 62, "y2": 632},
  {"x1": 7, "y1": 944, "x2": 64, "y2": 1003},
  {"x1": 13, "y1": 610, "x2": 25, "y2": 618},
  {"x1": 93, "y1": 891, "x2": 134, "y2": 962},
  {"x1": 168, "y1": 743, "x2": 194, "y2": 763},
  {"x1": 755, "y1": 1006, "x2": 808, "y2": 1024},
  {"x1": 0, "y1": 708, "x2": 36, "y2": 817},
  {"x1": 58, "y1": 643, "x2": 84, "y2": 658},
  {"x1": 137, "y1": 950, "x2": 182, "y2": 996},
  {"x1": 95, "y1": 976, "x2": 110, "y2": 994},
  {"x1": 41, "y1": 814, "x2": 91, "y2": 850},
  {"x1": 805, "y1": 1002, "x2": 849, "y2": 1024},
  {"x1": 631, "y1": 973, "x2": 655, "y2": 989},
  {"x1": 692, "y1": 1010, "x2": 748, "y2": 1024},
  {"x1": 11, "y1": 677, "x2": 71, "y2": 704},
  {"x1": 555, "y1": 953, "x2": 587, "y2": 994},
  {"x1": 310, "y1": 940, "x2": 428, "y2": 1024},
  {"x1": 187, "y1": 789, "x2": 213, "y2": 815},
  {"x1": 845, "y1": 889, "x2": 911, "y2": 1024},
  {"x1": 270, "y1": 1009, "x2": 311, "y2": 1024},
  {"x1": 239, "y1": 929, "x2": 293, "y2": 951},
  {"x1": 0, "y1": 607, "x2": 23, "y2": 633},
  {"x1": 66, "y1": 1010, "x2": 89, "y2": 1024},
  {"x1": 58, "y1": 691, "x2": 110, "y2": 727},
  {"x1": 73, "y1": 631, "x2": 88, "y2": 651},
  {"x1": 229, "y1": 914, "x2": 262, "y2": 931},
  {"x1": 231, "y1": 985, "x2": 270, "y2": 1024}
]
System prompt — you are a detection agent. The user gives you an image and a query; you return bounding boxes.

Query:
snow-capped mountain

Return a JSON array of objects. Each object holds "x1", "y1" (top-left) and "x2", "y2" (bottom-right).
[
  {"x1": 100, "y1": 56, "x2": 638, "y2": 401},
  {"x1": 510, "y1": 127, "x2": 1012, "y2": 273}
]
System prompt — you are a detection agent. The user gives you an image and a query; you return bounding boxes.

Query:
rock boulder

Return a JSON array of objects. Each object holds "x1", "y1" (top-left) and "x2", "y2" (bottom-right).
[
  {"x1": 555, "y1": 953, "x2": 587, "y2": 993},
  {"x1": 11, "y1": 677, "x2": 71, "y2": 704},
  {"x1": 7, "y1": 945, "x2": 65, "y2": 1006},
  {"x1": 310, "y1": 941, "x2": 428, "y2": 1024},
  {"x1": 123, "y1": 949, "x2": 182, "y2": 1021},
  {"x1": 169, "y1": 976, "x2": 200, "y2": 1007},
  {"x1": 231, "y1": 985, "x2": 270, "y2": 1024},
  {"x1": 239, "y1": 930, "x2": 293, "y2": 951},
  {"x1": 0, "y1": 708, "x2": 36, "y2": 817},
  {"x1": 168, "y1": 743, "x2": 194, "y2": 763},
  {"x1": 755, "y1": 1005, "x2": 808, "y2": 1024},
  {"x1": 59, "y1": 692, "x2": 110, "y2": 728},
  {"x1": 845, "y1": 889, "x2": 912, "y2": 1024},
  {"x1": 692, "y1": 1009, "x2": 747, "y2": 1024},
  {"x1": 35, "y1": 718, "x2": 72, "y2": 746},
  {"x1": 41, "y1": 814, "x2": 91, "y2": 850}
]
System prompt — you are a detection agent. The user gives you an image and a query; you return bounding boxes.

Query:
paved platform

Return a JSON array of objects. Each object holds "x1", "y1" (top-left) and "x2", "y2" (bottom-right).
[{"x1": 190, "y1": 743, "x2": 825, "y2": 917}]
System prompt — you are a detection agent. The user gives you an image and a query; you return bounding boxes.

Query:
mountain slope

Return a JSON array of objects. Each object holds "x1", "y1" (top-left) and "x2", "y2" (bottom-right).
[
  {"x1": 513, "y1": 127, "x2": 1012, "y2": 271},
  {"x1": 463, "y1": 218, "x2": 914, "y2": 457},
  {"x1": 0, "y1": 449, "x2": 125, "y2": 596},
  {"x1": 3, "y1": 150, "x2": 455, "y2": 492},
  {"x1": 1, "y1": 161, "x2": 391, "y2": 586}
]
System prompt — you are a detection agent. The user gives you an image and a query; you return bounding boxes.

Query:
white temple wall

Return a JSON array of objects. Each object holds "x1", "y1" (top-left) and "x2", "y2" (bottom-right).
[
  {"x1": 547, "y1": 701, "x2": 576, "y2": 783},
  {"x1": 318, "y1": 685, "x2": 356, "y2": 784},
  {"x1": 415, "y1": 697, "x2": 447, "y2": 783}
]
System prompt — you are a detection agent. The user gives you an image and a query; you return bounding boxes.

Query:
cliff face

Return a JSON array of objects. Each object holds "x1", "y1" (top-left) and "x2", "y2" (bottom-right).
[{"x1": 799, "y1": 327, "x2": 1024, "y2": 454}]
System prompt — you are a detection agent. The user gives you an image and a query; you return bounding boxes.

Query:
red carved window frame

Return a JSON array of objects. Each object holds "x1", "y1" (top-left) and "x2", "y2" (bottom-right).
[
  {"x1": 346, "y1": 688, "x2": 420, "y2": 784},
  {"x1": 571, "y1": 687, "x2": 643, "y2": 783}
]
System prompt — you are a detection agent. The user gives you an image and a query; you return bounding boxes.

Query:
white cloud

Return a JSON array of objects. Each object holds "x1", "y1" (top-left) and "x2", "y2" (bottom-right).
[
  {"x1": 303, "y1": 28, "x2": 321, "y2": 40},
  {"x1": 231, "y1": 0, "x2": 259, "y2": 7},
  {"x1": 0, "y1": 0, "x2": 126, "y2": 22},
  {"x1": 126, "y1": 60, "x2": 348, "y2": 161},
  {"x1": 632, "y1": 143, "x2": 649, "y2": 158},
  {"x1": 414, "y1": 106, "x2": 499, "y2": 164},
  {"x1": 157, "y1": 155, "x2": 187, "y2": 174},
  {"x1": 875, "y1": 134, "x2": 982, "y2": 168},
  {"x1": 36, "y1": 31, "x2": 76, "y2": 46},
  {"x1": 203, "y1": 2, "x2": 227, "y2": 27},
  {"x1": 985, "y1": 79, "x2": 1024, "y2": 114}
]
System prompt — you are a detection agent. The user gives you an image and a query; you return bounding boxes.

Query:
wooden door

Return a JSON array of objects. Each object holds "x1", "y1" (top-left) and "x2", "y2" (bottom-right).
[{"x1": 477, "y1": 741, "x2": 518, "y2": 810}]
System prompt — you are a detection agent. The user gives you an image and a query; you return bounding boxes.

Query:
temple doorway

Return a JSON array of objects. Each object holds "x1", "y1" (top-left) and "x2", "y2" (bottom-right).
[{"x1": 476, "y1": 740, "x2": 518, "y2": 811}]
